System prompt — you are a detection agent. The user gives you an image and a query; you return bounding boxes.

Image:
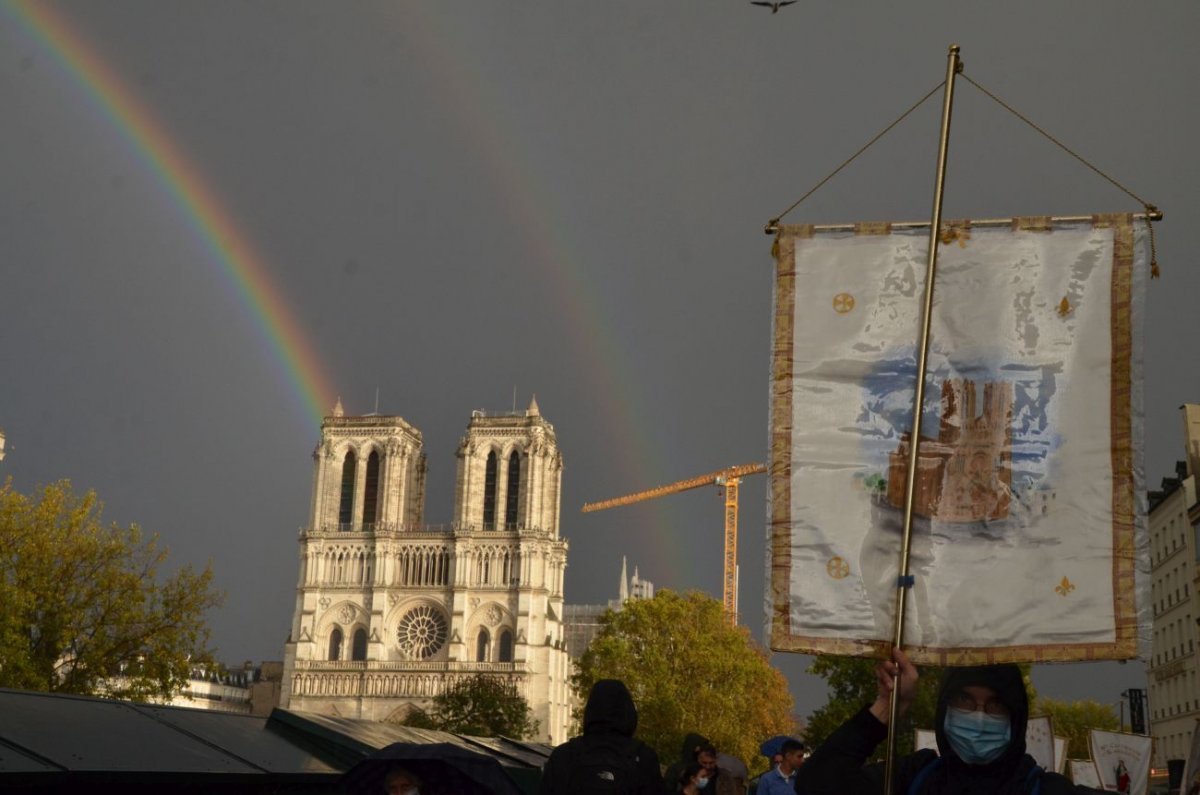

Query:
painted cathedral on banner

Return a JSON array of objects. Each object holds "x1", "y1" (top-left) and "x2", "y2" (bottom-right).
[
  {"x1": 885, "y1": 378, "x2": 1013, "y2": 522},
  {"x1": 280, "y1": 397, "x2": 571, "y2": 742}
]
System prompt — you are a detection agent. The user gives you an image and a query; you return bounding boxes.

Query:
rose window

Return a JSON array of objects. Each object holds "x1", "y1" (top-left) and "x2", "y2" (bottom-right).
[{"x1": 396, "y1": 604, "x2": 448, "y2": 659}]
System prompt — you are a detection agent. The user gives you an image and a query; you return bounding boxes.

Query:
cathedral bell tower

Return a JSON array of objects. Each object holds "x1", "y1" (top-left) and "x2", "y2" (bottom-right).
[{"x1": 280, "y1": 397, "x2": 571, "y2": 743}]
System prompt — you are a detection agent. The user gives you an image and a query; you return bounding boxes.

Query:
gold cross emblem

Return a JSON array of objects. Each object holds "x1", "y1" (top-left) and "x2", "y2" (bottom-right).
[
  {"x1": 826, "y1": 556, "x2": 850, "y2": 579},
  {"x1": 832, "y1": 293, "x2": 855, "y2": 314}
]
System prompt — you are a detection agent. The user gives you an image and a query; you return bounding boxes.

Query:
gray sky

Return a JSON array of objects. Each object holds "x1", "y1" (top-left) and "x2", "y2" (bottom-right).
[{"x1": 3, "y1": 1, "x2": 1196, "y2": 721}]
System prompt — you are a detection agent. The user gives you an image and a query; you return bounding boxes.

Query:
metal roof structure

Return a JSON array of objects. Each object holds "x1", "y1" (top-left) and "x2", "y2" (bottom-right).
[{"x1": 0, "y1": 688, "x2": 549, "y2": 794}]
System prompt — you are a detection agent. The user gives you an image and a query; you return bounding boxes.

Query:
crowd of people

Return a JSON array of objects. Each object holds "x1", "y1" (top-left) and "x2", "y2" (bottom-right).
[
  {"x1": 379, "y1": 654, "x2": 1117, "y2": 794},
  {"x1": 534, "y1": 652, "x2": 1110, "y2": 795}
]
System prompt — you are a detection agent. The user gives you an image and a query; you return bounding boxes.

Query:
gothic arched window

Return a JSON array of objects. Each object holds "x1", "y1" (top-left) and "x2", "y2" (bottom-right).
[
  {"x1": 505, "y1": 450, "x2": 521, "y2": 529},
  {"x1": 483, "y1": 451, "x2": 498, "y2": 530},
  {"x1": 338, "y1": 452, "x2": 357, "y2": 529},
  {"x1": 498, "y1": 629, "x2": 513, "y2": 663},
  {"x1": 329, "y1": 627, "x2": 343, "y2": 661},
  {"x1": 351, "y1": 628, "x2": 368, "y2": 661},
  {"x1": 362, "y1": 451, "x2": 380, "y2": 529},
  {"x1": 476, "y1": 628, "x2": 490, "y2": 662}
]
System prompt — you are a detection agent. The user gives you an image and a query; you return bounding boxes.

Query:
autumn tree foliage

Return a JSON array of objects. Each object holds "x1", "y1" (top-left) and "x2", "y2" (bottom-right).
[
  {"x1": 804, "y1": 655, "x2": 945, "y2": 758},
  {"x1": 572, "y1": 590, "x2": 796, "y2": 771},
  {"x1": 0, "y1": 480, "x2": 223, "y2": 700},
  {"x1": 1034, "y1": 697, "x2": 1119, "y2": 760},
  {"x1": 398, "y1": 674, "x2": 539, "y2": 739}
]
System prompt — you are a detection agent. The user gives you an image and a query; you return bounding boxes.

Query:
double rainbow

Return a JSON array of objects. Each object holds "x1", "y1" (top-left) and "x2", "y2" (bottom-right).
[
  {"x1": 7, "y1": 0, "x2": 337, "y2": 426},
  {"x1": 9, "y1": 1, "x2": 692, "y2": 583}
]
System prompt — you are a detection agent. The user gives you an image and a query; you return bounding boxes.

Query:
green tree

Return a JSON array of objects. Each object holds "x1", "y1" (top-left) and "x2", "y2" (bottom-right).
[
  {"x1": 572, "y1": 590, "x2": 796, "y2": 772},
  {"x1": 804, "y1": 655, "x2": 944, "y2": 757},
  {"x1": 805, "y1": 656, "x2": 1036, "y2": 758},
  {"x1": 0, "y1": 480, "x2": 223, "y2": 700},
  {"x1": 1034, "y1": 697, "x2": 1118, "y2": 760},
  {"x1": 396, "y1": 674, "x2": 539, "y2": 739}
]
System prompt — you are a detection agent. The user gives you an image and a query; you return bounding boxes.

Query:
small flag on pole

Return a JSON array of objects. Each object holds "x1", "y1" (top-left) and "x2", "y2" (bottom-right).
[{"x1": 768, "y1": 214, "x2": 1150, "y2": 664}]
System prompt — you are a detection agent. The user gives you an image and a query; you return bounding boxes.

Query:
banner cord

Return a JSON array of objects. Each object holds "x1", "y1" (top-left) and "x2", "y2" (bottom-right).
[
  {"x1": 767, "y1": 81, "x2": 945, "y2": 229},
  {"x1": 960, "y1": 73, "x2": 1160, "y2": 277}
]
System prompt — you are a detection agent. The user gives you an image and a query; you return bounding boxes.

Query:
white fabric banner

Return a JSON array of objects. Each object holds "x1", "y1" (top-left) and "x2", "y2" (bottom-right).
[
  {"x1": 1070, "y1": 759, "x2": 1102, "y2": 789},
  {"x1": 1026, "y1": 716, "x2": 1055, "y2": 771},
  {"x1": 1181, "y1": 722, "x2": 1200, "y2": 795},
  {"x1": 1055, "y1": 737, "x2": 1068, "y2": 774},
  {"x1": 768, "y1": 215, "x2": 1149, "y2": 664},
  {"x1": 1089, "y1": 729, "x2": 1152, "y2": 794},
  {"x1": 914, "y1": 728, "x2": 937, "y2": 753}
]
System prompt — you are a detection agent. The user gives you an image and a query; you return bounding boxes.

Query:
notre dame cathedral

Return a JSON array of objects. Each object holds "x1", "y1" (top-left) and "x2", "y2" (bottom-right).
[{"x1": 280, "y1": 397, "x2": 572, "y2": 742}]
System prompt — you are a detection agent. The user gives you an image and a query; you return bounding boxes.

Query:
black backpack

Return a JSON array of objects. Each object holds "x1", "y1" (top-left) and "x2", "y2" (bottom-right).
[{"x1": 563, "y1": 733, "x2": 642, "y2": 795}]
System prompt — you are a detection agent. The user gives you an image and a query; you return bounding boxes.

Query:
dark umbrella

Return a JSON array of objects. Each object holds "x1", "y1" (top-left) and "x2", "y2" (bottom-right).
[
  {"x1": 759, "y1": 735, "x2": 797, "y2": 759},
  {"x1": 341, "y1": 742, "x2": 524, "y2": 795}
]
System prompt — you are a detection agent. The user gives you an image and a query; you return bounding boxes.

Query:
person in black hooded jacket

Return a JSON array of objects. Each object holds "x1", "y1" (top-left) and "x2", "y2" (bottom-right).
[
  {"x1": 539, "y1": 679, "x2": 663, "y2": 795},
  {"x1": 796, "y1": 648, "x2": 1103, "y2": 795}
]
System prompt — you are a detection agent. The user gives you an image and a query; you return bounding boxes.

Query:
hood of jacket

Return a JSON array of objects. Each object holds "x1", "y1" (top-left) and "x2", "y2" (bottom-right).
[
  {"x1": 934, "y1": 664, "x2": 1029, "y2": 773},
  {"x1": 583, "y1": 679, "x2": 638, "y2": 737},
  {"x1": 679, "y1": 732, "x2": 712, "y2": 762}
]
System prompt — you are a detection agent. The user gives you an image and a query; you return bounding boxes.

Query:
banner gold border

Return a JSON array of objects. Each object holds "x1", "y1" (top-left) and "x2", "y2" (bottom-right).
[{"x1": 768, "y1": 214, "x2": 1143, "y2": 664}]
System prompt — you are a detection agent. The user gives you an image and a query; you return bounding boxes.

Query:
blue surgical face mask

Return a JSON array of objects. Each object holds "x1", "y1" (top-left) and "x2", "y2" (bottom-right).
[
  {"x1": 943, "y1": 707, "x2": 1011, "y2": 764},
  {"x1": 696, "y1": 776, "x2": 709, "y2": 790}
]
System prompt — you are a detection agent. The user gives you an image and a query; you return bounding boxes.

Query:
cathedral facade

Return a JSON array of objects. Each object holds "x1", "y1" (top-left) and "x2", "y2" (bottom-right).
[{"x1": 280, "y1": 398, "x2": 572, "y2": 743}]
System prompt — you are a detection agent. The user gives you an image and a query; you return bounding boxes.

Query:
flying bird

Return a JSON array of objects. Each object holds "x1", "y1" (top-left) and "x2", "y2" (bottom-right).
[{"x1": 751, "y1": 0, "x2": 797, "y2": 12}]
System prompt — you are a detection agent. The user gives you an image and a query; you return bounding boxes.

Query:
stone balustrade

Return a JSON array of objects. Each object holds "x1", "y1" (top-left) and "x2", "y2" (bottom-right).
[{"x1": 289, "y1": 662, "x2": 526, "y2": 699}]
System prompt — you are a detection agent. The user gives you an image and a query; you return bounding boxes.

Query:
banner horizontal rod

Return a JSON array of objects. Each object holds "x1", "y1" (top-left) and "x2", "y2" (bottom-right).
[{"x1": 764, "y1": 210, "x2": 1162, "y2": 235}]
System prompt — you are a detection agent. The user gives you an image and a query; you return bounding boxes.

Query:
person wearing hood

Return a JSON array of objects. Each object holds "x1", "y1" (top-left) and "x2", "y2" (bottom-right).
[
  {"x1": 539, "y1": 679, "x2": 663, "y2": 795},
  {"x1": 795, "y1": 648, "x2": 1103, "y2": 794}
]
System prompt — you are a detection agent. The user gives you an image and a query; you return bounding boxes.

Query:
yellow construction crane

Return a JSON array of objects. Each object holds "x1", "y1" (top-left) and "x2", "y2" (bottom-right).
[{"x1": 581, "y1": 462, "x2": 767, "y2": 624}]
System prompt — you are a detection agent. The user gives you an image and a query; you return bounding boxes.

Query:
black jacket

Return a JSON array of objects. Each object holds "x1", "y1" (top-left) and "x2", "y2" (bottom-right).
[
  {"x1": 796, "y1": 665, "x2": 1103, "y2": 795},
  {"x1": 539, "y1": 679, "x2": 663, "y2": 795}
]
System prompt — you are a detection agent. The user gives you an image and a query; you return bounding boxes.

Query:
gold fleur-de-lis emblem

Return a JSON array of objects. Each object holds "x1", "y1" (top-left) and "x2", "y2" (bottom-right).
[
  {"x1": 827, "y1": 556, "x2": 850, "y2": 579},
  {"x1": 1057, "y1": 296, "x2": 1073, "y2": 317},
  {"x1": 1055, "y1": 576, "x2": 1075, "y2": 597},
  {"x1": 832, "y1": 293, "x2": 855, "y2": 314}
]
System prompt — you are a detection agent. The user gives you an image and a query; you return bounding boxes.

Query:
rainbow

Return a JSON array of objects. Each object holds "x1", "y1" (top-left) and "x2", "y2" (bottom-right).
[
  {"x1": 403, "y1": 7, "x2": 694, "y2": 583},
  {"x1": 8, "y1": 1, "x2": 711, "y2": 587},
  {"x1": 6, "y1": 0, "x2": 338, "y2": 427}
]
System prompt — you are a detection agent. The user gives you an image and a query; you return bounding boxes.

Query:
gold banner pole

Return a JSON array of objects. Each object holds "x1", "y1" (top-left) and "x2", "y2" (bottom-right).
[{"x1": 882, "y1": 44, "x2": 962, "y2": 795}]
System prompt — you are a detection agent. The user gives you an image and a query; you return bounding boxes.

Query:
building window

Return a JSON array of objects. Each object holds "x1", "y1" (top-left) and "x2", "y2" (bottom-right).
[
  {"x1": 329, "y1": 627, "x2": 343, "y2": 661},
  {"x1": 483, "y1": 452, "x2": 498, "y2": 531},
  {"x1": 498, "y1": 629, "x2": 513, "y2": 663},
  {"x1": 339, "y1": 452, "x2": 357, "y2": 528},
  {"x1": 362, "y1": 451, "x2": 380, "y2": 529},
  {"x1": 352, "y1": 628, "x2": 368, "y2": 661},
  {"x1": 396, "y1": 604, "x2": 449, "y2": 660},
  {"x1": 476, "y1": 628, "x2": 490, "y2": 662},
  {"x1": 506, "y1": 451, "x2": 521, "y2": 530}
]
